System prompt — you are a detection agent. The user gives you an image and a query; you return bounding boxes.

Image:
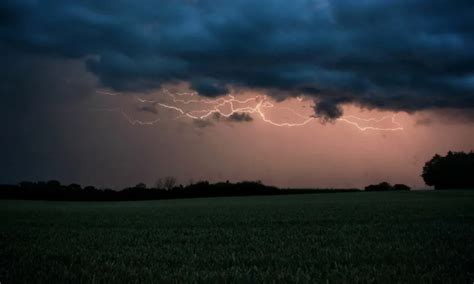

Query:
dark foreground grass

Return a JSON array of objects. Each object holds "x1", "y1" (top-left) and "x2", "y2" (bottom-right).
[{"x1": 1, "y1": 190, "x2": 473, "y2": 283}]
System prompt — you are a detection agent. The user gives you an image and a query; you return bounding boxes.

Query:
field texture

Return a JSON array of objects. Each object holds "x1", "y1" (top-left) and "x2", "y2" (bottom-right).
[{"x1": 1, "y1": 191, "x2": 473, "y2": 283}]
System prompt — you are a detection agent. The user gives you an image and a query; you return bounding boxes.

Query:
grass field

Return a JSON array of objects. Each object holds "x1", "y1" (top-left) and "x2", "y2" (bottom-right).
[{"x1": 1, "y1": 190, "x2": 473, "y2": 283}]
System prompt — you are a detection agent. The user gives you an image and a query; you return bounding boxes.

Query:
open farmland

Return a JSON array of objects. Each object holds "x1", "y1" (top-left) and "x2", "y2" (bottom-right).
[{"x1": 1, "y1": 190, "x2": 473, "y2": 283}]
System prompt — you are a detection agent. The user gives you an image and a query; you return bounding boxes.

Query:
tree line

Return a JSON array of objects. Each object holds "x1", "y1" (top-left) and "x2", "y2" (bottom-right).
[
  {"x1": 0, "y1": 179, "x2": 359, "y2": 201},
  {"x1": 0, "y1": 151, "x2": 471, "y2": 201}
]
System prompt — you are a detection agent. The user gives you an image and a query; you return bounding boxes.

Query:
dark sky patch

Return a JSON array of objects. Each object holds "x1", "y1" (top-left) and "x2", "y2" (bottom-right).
[
  {"x1": 227, "y1": 112, "x2": 253, "y2": 122},
  {"x1": 1, "y1": 0, "x2": 473, "y2": 119}
]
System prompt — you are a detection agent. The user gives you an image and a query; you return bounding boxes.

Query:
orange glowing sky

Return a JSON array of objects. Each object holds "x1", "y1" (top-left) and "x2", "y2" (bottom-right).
[
  {"x1": 2, "y1": 0, "x2": 474, "y2": 189},
  {"x1": 1, "y1": 57, "x2": 472, "y2": 189},
  {"x1": 61, "y1": 85, "x2": 473, "y2": 189}
]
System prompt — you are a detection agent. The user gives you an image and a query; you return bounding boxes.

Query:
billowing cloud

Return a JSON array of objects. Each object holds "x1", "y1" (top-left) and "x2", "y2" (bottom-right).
[
  {"x1": 1, "y1": 0, "x2": 474, "y2": 119},
  {"x1": 313, "y1": 100, "x2": 343, "y2": 121},
  {"x1": 192, "y1": 112, "x2": 253, "y2": 128},
  {"x1": 190, "y1": 78, "x2": 230, "y2": 98},
  {"x1": 227, "y1": 113, "x2": 253, "y2": 122}
]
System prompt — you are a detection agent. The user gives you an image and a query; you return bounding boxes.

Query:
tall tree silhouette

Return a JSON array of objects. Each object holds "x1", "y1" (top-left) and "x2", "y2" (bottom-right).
[{"x1": 422, "y1": 151, "x2": 474, "y2": 189}]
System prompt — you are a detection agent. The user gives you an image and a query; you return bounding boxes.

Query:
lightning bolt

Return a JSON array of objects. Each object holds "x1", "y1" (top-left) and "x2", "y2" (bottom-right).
[
  {"x1": 337, "y1": 115, "x2": 404, "y2": 131},
  {"x1": 95, "y1": 89, "x2": 404, "y2": 131}
]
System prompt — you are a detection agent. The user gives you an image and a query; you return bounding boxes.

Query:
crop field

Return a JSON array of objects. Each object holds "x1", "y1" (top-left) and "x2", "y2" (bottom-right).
[{"x1": 1, "y1": 190, "x2": 473, "y2": 283}]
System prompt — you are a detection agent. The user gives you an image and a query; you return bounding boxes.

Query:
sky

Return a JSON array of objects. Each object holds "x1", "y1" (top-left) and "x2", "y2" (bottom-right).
[{"x1": 1, "y1": 0, "x2": 473, "y2": 189}]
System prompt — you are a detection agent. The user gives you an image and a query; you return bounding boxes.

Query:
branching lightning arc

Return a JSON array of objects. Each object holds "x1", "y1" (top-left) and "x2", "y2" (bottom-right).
[{"x1": 96, "y1": 89, "x2": 404, "y2": 131}]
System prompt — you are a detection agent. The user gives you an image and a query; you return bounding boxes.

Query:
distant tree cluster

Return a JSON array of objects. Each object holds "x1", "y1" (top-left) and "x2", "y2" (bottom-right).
[
  {"x1": 0, "y1": 179, "x2": 277, "y2": 201},
  {"x1": 364, "y1": 182, "x2": 411, "y2": 192},
  {"x1": 0, "y1": 178, "x2": 360, "y2": 201},
  {"x1": 422, "y1": 151, "x2": 474, "y2": 189},
  {"x1": 5, "y1": 150, "x2": 471, "y2": 201}
]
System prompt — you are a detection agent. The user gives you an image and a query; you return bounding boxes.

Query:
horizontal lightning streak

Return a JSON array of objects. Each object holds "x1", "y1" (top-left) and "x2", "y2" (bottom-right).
[
  {"x1": 96, "y1": 89, "x2": 404, "y2": 131},
  {"x1": 337, "y1": 116, "x2": 404, "y2": 131}
]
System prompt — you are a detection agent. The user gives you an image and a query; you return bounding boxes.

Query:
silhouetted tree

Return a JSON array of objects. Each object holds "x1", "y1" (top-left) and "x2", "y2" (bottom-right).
[
  {"x1": 365, "y1": 182, "x2": 411, "y2": 191},
  {"x1": 47, "y1": 180, "x2": 61, "y2": 188},
  {"x1": 134, "y1": 183, "x2": 147, "y2": 189},
  {"x1": 393, "y1": 184, "x2": 411, "y2": 191},
  {"x1": 84, "y1": 186, "x2": 97, "y2": 192},
  {"x1": 19, "y1": 181, "x2": 34, "y2": 189},
  {"x1": 163, "y1": 176, "x2": 177, "y2": 190},
  {"x1": 422, "y1": 151, "x2": 474, "y2": 189},
  {"x1": 155, "y1": 178, "x2": 164, "y2": 190},
  {"x1": 67, "y1": 184, "x2": 82, "y2": 191},
  {"x1": 365, "y1": 182, "x2": 393, "y2": 191}
]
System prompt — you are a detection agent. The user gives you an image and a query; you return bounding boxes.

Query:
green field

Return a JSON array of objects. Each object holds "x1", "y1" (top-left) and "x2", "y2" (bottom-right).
[{"x1": 1, "y1": 191, "x2": 473, "y2": 283}]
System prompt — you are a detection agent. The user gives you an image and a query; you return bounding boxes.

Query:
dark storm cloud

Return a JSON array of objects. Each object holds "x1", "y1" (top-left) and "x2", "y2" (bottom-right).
[
  {"x1": 1, "y1": 0, "x2": 474, "y2": 119},
  {"x1": 415, "y1": 109, "x2": 474, "y2": 126},
  {"x1": 0, "y1": 47, "x2": 97, "y2": 108},
  {"x1": 313, "y1": 101, "x2": 343, "y2": 121},
  {"x1": 193, "y1": 112, "x2": 253, "y2": 128},
  {"x1": 227, "y1": 113, "x2": 253, "y2": 122},
  {"x1": 190, "y1": 78, "x2": 230, "y2": 97}
]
